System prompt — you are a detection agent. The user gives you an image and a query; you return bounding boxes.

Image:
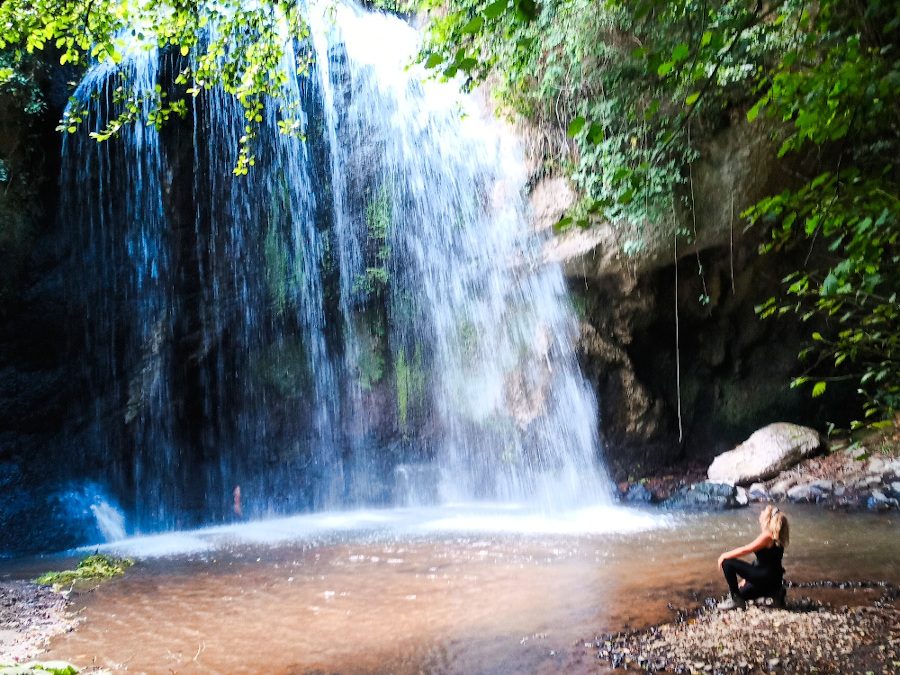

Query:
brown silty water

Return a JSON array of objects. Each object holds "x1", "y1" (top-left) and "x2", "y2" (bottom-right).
[{"x1": 5, "y1": 504, "x2": 898, "y2": 674}]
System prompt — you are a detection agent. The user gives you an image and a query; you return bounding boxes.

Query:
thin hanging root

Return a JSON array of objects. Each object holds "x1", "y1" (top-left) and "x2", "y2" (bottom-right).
[
  {"x1": 730, "y1": 191, "x2": 736, "y2": 294},
  {"x1": 673, "y1": 203, "x2": 683, "y2": 444}
]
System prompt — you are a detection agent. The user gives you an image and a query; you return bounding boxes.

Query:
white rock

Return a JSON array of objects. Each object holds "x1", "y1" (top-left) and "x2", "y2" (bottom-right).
[
  {"x1": 809, "y1": 479, "x2": 833, "y2": 492},
  {"x1": 748, "y1": 482, "x2": 767, "y2": 497},
  {"x1": 708, "y1": 423, "x2": 821, "y2": 485},
  {"x1": 769, "y1": 477, "x2": 797, "y2": 499},
  {"x1": 787, "y1": 483, "x2": 813, "y2": 502},
  {"x1": 867, "y1": 457, "x2": 886, "y2": 475}
]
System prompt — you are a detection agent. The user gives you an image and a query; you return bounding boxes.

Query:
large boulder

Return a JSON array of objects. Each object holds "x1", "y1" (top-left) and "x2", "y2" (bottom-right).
[{"x1": 707, "y1": 423, "x2": 821, "y2": 485}]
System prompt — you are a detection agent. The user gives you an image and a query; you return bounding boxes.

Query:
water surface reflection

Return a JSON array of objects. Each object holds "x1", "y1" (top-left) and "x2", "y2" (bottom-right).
[{"x1": 9, "y1": 505, "x2": 897, "y2": 674}]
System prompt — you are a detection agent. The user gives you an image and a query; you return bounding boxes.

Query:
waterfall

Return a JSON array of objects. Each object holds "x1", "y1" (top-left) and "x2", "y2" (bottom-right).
[
  {"x1": 308, "y1": 3, "x2": 609, "y2": 507},
  {"x1": 62, "y1": 1, "x2": 610, "y2": 536},
  {"x1": 62, "y1": 50, "x2": 178, "y2": 530}
]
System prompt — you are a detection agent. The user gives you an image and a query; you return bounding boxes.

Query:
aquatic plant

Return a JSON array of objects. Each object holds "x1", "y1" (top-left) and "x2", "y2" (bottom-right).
[
  {"x1": 0, "y1": 662, "x2": 80, "y2": 675},
  {"x1": 35, "y1": 554, "x2": 134, "y2": 590}
]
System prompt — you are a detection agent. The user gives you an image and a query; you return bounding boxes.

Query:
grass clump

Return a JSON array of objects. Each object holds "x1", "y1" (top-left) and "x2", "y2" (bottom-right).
[{"x1": 35, "y1": 554, "x2": 133, "y2": 590}]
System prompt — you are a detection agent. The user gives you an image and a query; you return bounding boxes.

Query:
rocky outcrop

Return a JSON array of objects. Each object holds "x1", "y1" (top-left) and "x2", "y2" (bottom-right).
[
  {"x1": 707, "y1": 423, "x2": 822, "y2": 485},
  {"x1": 745, "y1": 437, "x2": 900, "y2": 511},
  {"x1": 535, "y1": 115, "x2": 856, "y2": 480}
]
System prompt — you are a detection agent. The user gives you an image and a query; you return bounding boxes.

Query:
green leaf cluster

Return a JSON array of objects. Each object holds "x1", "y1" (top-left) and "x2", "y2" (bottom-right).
[
  {"x1": 419, "y1": 0, "x2": 794, "y2": 242},
  {"x1": 743, "y1": 0, "x2": 899, "y2": 420},
  {"x1": 34, "y1": 554, "x2": 134, "y2": 590},
  {"x1": 354, "y1": 183, "x2": 393, "y2": 298},
  {"x1": 0, "y1": 1, "x2": 309, "y2": 174},
  {"x1": 0, "y1": 662, "x2": 80, "y2": 675},
  {"x1": 395, "y1": 344, "x2": 425, "y2": 430}
]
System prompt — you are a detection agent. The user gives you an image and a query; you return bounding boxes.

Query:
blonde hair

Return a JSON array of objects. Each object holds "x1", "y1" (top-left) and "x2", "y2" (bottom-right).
[{"x1": 760, "y1": 505, "x2": 790, "y2": 547}]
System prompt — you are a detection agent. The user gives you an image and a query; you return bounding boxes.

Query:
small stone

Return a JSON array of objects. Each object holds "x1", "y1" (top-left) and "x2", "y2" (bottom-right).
[
  {"x1": 624, "y1": 482, "x2": 653, "y2": 504},
  {"x1": 867, "y1": 457, "x2": 886, "y2": 475},
  {"x1": 867, "y1": 491, "x2": 898, "y2": 511},
  {"x1": 809, "y1": 479, "x2": 833, "y2": 492},
  {"x1": 769, "y1": 478, "x2": 796, "y2": 498},
  {"x1": 787, "y1": 483, "x2": 813, "y2": 502},
  {"x1": 749, "y1": 482, "x2": 769, "y2": 500}
]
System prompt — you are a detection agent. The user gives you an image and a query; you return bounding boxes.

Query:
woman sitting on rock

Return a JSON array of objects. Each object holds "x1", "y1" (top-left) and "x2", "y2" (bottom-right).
[{"x1": 716, "y1": 505, "x2": 789, "y2": 610}]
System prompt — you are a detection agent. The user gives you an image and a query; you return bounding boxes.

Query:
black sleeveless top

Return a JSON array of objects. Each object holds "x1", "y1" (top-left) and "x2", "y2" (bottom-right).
[{"x1": 754, "y1": 544, "x2": 784, "y2": 577}]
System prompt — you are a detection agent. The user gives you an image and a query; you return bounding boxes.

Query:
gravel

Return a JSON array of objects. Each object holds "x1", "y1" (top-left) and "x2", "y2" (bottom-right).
[
  {"x1": 0, "y1": 582, "x2": 76, "y2": 664},
  {"x1": 596, "y1": 594, "x2": 900, "y2": 673}
]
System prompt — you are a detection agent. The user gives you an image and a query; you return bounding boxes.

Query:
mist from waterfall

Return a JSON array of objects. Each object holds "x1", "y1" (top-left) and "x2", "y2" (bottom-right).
[{"x1": 61, "y1": 1, "x2": 610, "y2": 536}]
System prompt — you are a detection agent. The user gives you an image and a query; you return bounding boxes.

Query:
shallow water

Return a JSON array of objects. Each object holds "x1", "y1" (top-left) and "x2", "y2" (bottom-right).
[{"x1": 5, "y1": 504, "x2": 899, "y2": 674}]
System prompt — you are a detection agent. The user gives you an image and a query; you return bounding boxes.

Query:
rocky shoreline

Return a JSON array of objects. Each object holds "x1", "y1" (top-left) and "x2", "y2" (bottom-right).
[
  {"x1": 595, "y1": 584, "x2": 900, "y2": 673},
  {"x1": 0, "y1": 582, "x2": 77, "y2": 665},
  {"x1": 618, "y1": 424, "x2": 900, "y2": 512}
]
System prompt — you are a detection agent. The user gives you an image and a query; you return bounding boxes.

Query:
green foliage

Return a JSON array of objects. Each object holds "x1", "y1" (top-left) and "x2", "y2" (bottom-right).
[
  {"x1": 0, "y1": 662, "x2": 80, "y2": 675},
  {"x1": 743, "y1": 0, "x2": 900, "y2": 420},
  {"x1": 419, "y1": 0, "x2": 791, "y2": 236},
  {"x1": 354, "y1": 183, "x2": 392, "y2": 297},
  {"x1": 0, "y1": 52, "x2": 46, "y2": 117},
  {"x1": 0, "y1": 1, "x2": 310, "y2": 174},
  {"x1": 355, "y1": 311, "x2": 387, "y2": 391},
  {"x1": 255, "y1": 339, "x2": 310, "y2": 398},
  {"x1": 35, "y1": 554, "x2": 133, "y2": 590},
  {"x1": 394, "y1": 344, "x2": 425, "y2": 430},
  {"x1": 421, "y1": 0, "x2": 899, "y2": 422},
  {"x1": 264, "y1": 221, "x2": 299, "y2": 316}
]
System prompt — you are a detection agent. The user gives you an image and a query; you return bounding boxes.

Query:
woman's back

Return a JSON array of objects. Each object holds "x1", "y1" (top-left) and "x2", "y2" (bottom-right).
[{"x1": 754, "y1": 543, "x2": 784, "y2": 573}]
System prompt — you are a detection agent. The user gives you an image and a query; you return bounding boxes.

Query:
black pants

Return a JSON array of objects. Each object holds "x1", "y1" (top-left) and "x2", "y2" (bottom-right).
[{"x1": 722, "y1": 559, "x2": 781, "y2": 600}]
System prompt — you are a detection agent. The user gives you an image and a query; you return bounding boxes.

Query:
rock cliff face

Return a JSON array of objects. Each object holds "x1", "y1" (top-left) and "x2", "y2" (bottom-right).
[
  {"x1": 0, "y1": 60, "x2": 91, "y2": 552},
  {"x1": 536, "y1": 118, "x2": 855, "y2": 480}
]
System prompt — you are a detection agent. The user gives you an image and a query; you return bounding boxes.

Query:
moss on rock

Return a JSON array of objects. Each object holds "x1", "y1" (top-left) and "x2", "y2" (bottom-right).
[{"x1": 35, "y1": 554, "x2": 133, "y2": 590}]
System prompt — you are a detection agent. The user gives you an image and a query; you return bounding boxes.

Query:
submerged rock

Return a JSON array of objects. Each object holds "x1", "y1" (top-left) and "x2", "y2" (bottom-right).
[
  {"x1": 888, "y1": 482, "x2": 900, "y2": 499},
  {"x1": 867, "y1": 490, "x2": 899, "y2": 511},
  {"x1": 707, "y1": 423, "x2": 822, "y2": 485},
  {"x1": 662, "y1": 481, "x2": 744, "y2": 510},
  {"x1": 621, "y1": 482, "x2": 654, "y2": 504},
  {"x1": 748, "y1": 482, "x2": 769, "y2": 501}
]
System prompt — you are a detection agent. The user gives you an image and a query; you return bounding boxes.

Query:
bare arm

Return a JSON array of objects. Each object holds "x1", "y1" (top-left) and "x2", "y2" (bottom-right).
[{"x1": 717, "y1": 533, "x2": 773, "y2": 570}]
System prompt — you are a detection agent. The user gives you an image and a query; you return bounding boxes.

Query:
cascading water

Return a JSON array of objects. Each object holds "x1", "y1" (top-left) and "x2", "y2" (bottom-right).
[
  {"x1": 62, "y1": 1, "x2": 610, "y2": 537},
  {"x1": 308, "y1": 3, "x2": 610, "y2": 507},
  {"x1": 62, "y1": 50, "x2": 178, "y2": 530}
]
